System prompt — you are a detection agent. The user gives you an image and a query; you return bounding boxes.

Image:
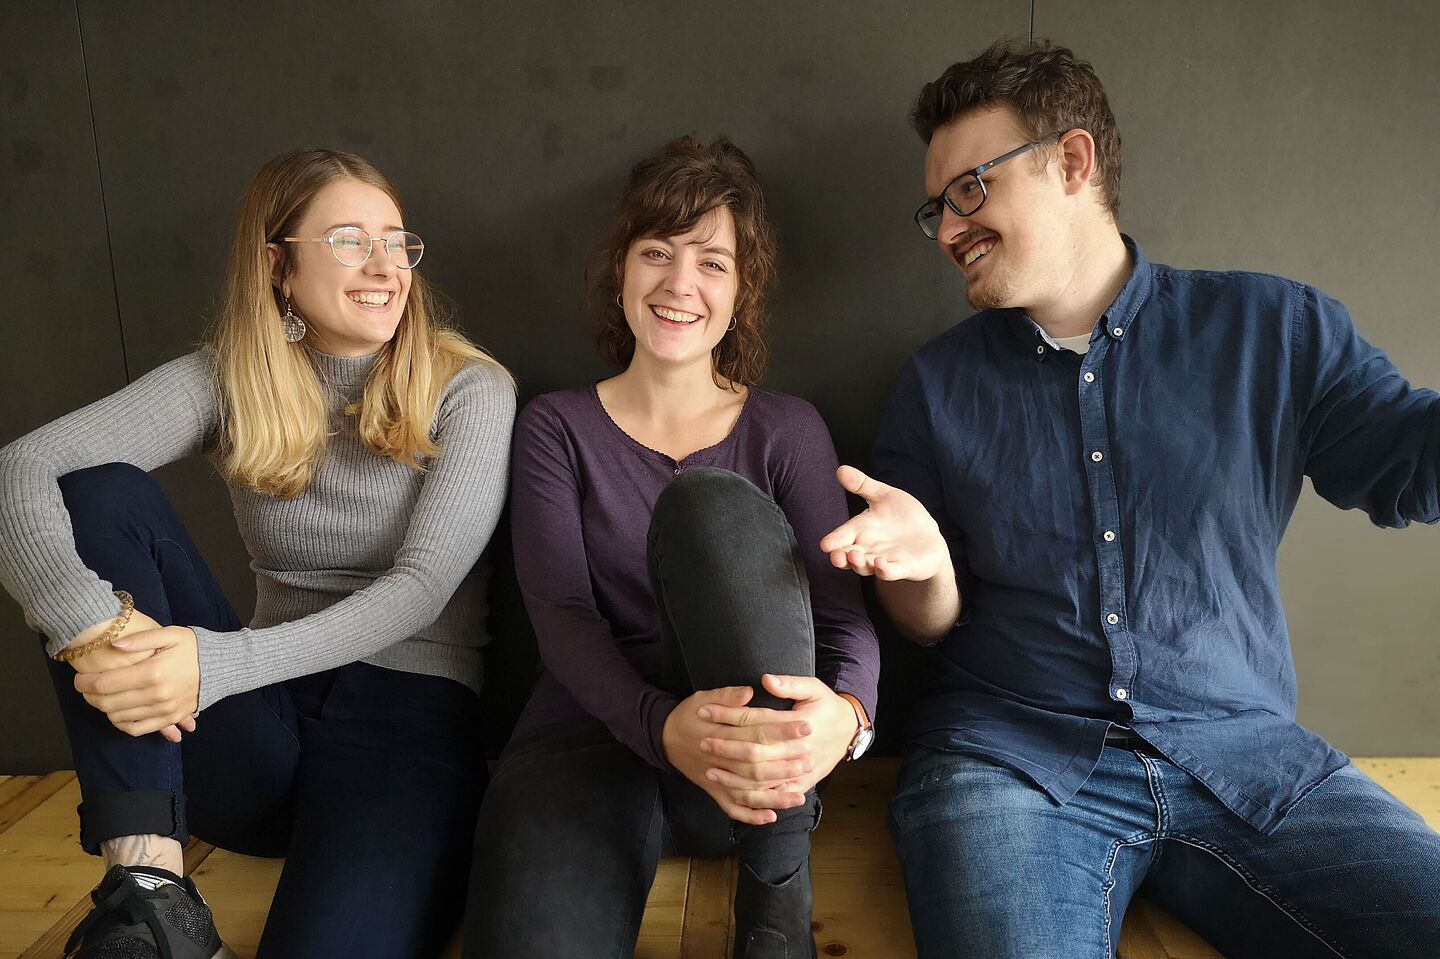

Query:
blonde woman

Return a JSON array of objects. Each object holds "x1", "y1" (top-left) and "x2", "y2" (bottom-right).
[{"x1": 0, "y1": 149, "x2": 514, "y2": 959}]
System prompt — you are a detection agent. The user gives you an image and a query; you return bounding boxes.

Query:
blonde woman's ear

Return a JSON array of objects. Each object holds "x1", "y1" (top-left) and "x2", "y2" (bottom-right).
[{"x1": 264, "y1": 243, "x2": 287, "y2": 289}]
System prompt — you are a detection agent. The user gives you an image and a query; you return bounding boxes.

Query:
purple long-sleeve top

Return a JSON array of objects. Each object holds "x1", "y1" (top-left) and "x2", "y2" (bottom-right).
[{"x1": 509, "y1": 384, "x2": 881, "y2": 771}]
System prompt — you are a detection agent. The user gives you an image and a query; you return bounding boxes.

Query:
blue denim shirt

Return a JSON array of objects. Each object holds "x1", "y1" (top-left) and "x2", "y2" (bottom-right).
[{"x1": 875, "y1": 237, "x2": 1440, "y2": 833}]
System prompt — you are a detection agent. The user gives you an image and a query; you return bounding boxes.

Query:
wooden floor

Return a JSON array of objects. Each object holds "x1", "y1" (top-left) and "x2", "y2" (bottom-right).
[{"x1": 2, "y1": 758, "x2": 1436, "y2": 958}]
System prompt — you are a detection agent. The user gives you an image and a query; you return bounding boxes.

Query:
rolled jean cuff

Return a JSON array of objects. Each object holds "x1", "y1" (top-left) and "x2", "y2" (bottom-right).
[{"x1": 78, "y1": 790, "x2": 187, "y2": 855}]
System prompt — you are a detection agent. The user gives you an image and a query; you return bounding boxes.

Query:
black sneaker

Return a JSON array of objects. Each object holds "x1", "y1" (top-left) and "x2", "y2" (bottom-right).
[{"x1": 64, "y1": 865, "x2": 235, "y2": 959}]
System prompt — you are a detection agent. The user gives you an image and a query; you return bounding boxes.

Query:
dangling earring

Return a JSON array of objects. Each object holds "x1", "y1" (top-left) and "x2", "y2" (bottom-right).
[
  {"x1": 727, "y1": 316, "x2": 737, "y2": 332},
  {"x1": 615, "y1": 293, "x2": 623, "y2": 308},
  {"x1": 281, "y1": 297, "x2": 307, "y2": 343}
]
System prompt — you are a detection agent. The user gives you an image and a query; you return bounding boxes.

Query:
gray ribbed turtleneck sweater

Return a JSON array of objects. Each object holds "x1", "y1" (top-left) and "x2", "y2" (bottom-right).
[{"x1": 0, "y1": 347, "x2": 515, "y2": 710}]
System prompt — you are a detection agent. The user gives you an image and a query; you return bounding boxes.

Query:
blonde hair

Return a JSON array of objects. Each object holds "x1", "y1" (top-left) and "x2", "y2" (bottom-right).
[{"x1": 209, "y1": 149, "x2": 511, "y2": 499}]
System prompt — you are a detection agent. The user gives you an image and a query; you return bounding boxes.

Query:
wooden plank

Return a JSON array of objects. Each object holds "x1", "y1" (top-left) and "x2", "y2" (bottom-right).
[
  {"x1": 1125, "y1": 899, "x2": 1226, "y2": 959},
  {"x1": 4, "y1": 758, "x2": 1437, "y2": 959},
  {"x1": 1117, "y1": 901, "x2": 1175, "y2": 959},
  {"x1": 681, "y1": 856, "x2": 736, "y2": 959},
  {"x1": 184, "y1": 848, "x2": 284, "y2": 959},
  {"x1": 0, "y1": 773, "x2": 74, "y2": 835},
  {"x1": 637, "y1": 858, "x2": 691, "y2": 959},
  {"x1": 0, "y1": 776, "x2": 42, "y2": 824},
  {"x1": 0, "y1": 777, "x2": 91, "y2": 956},
  {"x1": 1354, "y1": 758, "x2": 1440, "y2": 830},
  {"x1": 811, "y1": 761, "x2": 916, "y2": 958}
]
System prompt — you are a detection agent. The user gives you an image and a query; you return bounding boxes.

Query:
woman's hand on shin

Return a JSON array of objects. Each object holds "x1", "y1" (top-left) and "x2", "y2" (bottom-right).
[{"x1": 72, "y1": 625, "x2": 201, "y2": 742}]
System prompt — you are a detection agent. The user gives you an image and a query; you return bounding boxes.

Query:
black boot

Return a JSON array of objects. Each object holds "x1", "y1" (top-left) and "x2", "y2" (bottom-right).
[{"x1": 732, "y1": 858, "x2": 818, "y2": 959}]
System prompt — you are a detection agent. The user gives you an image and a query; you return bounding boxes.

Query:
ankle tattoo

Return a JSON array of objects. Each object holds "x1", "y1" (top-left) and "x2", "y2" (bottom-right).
[{"x1": 101, "y1": 834, "x2": 182, "y2": 873}]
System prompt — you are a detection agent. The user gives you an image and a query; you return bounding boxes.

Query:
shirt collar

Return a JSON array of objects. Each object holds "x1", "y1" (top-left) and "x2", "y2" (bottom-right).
[{"x1": 1013, "y1": 234, "x2": 1155, "y2": 360}]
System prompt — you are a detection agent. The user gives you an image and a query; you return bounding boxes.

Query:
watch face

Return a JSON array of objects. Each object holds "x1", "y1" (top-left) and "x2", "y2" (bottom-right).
[{"x1": 850, "y1": 726, "x2": 876, "y2": 760}]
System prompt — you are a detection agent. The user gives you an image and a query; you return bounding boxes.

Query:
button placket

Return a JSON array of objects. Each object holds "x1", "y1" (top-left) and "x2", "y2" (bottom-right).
[{"x1": 1076, "y1": 334, "x2": 1135, "y2": 709}]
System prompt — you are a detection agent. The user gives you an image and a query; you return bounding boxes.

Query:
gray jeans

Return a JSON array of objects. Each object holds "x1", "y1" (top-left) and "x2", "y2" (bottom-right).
[{"x1": 464, "y1": 468, "x2": 823, "y2": 958}]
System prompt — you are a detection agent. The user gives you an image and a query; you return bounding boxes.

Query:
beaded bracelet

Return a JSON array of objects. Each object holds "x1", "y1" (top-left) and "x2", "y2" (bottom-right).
[{"x1": 52, "y1": 590, "x2": 136, "y2": 663}]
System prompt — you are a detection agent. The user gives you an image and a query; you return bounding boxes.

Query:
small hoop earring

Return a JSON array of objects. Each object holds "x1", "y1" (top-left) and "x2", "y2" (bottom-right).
[
  {"x1": 727, "y1": 316, "x2": 737, "y2": 332},
  {"x1": 281, "y1": 297, "x2": 307, "y2": 343},
  {"x1": 615, "y1": 293, "x2": 623, "y2": 308}
]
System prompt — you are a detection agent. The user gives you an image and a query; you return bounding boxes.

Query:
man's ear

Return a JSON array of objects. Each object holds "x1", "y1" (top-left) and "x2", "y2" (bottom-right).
[{"x1": 1056, "y1": 128, "x2": 1098, "y2": 198}]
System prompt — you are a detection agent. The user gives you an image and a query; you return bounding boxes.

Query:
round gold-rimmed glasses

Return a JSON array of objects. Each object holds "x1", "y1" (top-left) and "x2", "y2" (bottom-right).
[{"x1": 282, "y1": 226, "x2": 425, "y2": 268}]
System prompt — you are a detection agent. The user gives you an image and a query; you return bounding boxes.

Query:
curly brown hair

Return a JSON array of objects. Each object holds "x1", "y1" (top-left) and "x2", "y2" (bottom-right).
[
  {"x1": 911, "y1": 39, "x2": 1122, "y2": 218},
  {"x1": 590, "y1": 136, "x2": 777, "y2": 387}
]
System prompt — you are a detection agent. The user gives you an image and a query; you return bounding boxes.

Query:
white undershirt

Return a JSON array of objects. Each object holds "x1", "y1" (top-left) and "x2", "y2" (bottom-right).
[{"x1": 1053, "y1": 333, "x2": 1092, "y2": 355}]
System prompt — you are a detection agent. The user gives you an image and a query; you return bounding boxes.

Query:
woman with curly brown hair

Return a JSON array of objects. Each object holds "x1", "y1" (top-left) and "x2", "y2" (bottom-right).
[{"x1": 463, "y1": 136, "x2": 880, "y2": 959}]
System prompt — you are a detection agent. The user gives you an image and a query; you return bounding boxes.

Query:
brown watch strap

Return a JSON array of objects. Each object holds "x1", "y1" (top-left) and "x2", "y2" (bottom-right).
[{"x1": 837, "y1": 692, "x2": 872, "y2": 731}]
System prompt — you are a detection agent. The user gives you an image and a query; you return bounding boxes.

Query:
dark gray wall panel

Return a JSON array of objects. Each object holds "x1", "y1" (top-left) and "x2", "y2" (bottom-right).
[
  {"x1": 1, "y1": 5, "x2": 128, "y2": 770},
  {"x1": 8, "y1": 0, "x2": 1436, "y2": 771},
  {"x1": 76, "y1": 1, "x2": 1025, "y2": 462},
  {"x1": 1034, "y1": 0, "x2": 1440, "y2": 754},
  {"x1": 0, "y1": 1, "x2": 1028, "y2": 770}
]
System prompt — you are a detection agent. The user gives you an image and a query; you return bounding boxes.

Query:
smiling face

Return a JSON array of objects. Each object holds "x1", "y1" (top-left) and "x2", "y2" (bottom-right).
[
  {"x1": 925, "y1": 105, "x2": 1071, "y2": 312},
  {"x1": 271, "y1": 177, "x2": 412, "y2": 357},
  {"x1": 619, "y1": 206, "x2": 739, "y2": 374}
]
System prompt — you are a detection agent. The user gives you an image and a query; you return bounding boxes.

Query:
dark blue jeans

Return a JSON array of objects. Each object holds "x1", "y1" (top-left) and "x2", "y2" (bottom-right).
[
  {"x1": 463, "y1": 468, "x2": 823, "y2": 958},
  {"x1": 43, "y1": 463, "x2": 486, "y2": 959},
  {"x1": 889, "y1": 742, "x2": 1440, "y2": 959}
]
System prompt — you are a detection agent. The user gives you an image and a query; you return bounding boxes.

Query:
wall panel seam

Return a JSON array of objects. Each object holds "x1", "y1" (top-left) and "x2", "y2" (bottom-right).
[{"x1": 72, "y1": 0, "x2": 131, "y2": 385}]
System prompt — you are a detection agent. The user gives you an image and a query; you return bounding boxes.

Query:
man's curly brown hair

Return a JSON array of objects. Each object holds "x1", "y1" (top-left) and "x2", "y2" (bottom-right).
[{"x1": 911, "y1": 38, "x2": 1122, "y2": 218}]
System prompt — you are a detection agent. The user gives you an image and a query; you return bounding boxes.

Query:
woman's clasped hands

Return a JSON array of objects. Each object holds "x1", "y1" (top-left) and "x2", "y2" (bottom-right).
[
  {"x1": 67, "y1": 609, "x2": 202, "y2": 743},
  {"x1": 663, "y1": 674, "x2": 858, "y2": 826}
]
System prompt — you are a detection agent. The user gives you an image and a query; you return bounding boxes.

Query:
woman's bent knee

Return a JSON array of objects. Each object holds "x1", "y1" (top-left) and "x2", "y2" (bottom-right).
[{"x1": 58, "y1": 463, "x2": 170, "y2": 535}]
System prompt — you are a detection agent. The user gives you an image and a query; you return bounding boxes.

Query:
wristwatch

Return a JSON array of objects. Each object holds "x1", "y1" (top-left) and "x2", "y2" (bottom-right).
[{"x1": 837, "y1": 692, "x2": 875, "y2": 761}]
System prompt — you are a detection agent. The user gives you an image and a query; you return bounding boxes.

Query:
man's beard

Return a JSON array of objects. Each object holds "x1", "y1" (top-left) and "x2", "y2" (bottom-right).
[{"x1": 966, "y1": 270, "x2": 1015, "y2": 311}]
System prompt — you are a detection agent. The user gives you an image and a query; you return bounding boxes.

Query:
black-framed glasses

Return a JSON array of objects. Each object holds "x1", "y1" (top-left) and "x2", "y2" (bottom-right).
[
  {"x1": 282, "y1": 227, "x2": 425, "y2": 268},
  {"x1": 914, "y1": 132, "x2": 1064, "y2": 239}
]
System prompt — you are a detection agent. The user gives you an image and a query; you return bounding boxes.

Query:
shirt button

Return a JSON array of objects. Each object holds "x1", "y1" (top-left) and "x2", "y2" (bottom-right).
[
  {"x1": 1114, "y1": 687, "x2": 1129, "y2": 700},
  {"x1": 1036, "y1": 344, "x2": 1045, "y2": 355},
  {"x1": 1106, "y1": 612, "x2": 1120, "y2": 625},
  {"x1": 1091, "y1": 451, "x2": 1104, "y2": 462},
  {"x1": 1103, "y1": 530, "x2": 1116, "y2": 542},
  {"x1": 1113, "y1": 327, "x2": 1125, "y2": 337},
  {"x1": 674, "y1": 467, "x2": 682, "y2": 476},
  {"x1": 1083, "y1": 372, "x2": 1096, "y2": 383}
]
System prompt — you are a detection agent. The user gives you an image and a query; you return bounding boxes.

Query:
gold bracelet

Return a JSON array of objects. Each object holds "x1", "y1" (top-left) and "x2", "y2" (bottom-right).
[{"x1": 53, "y1": 591, "x2": 136, "y2": 663}]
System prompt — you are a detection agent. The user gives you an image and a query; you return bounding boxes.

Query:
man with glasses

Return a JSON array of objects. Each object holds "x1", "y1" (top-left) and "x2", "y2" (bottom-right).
[{"x1": 821, "y1": 39, "x2": 1440, "y2": 957}]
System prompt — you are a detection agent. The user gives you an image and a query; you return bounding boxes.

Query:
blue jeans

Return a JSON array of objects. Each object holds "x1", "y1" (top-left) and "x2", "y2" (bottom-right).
[
  {"x1": 43, "y1": 464, "x2": 486, "y2": 958},
  {"x1": 888, "y1": 742, "x2": 1440, "y2": 958},
  {"x1": 463, "y1": 468, "x2": 822, "y2": 958}
]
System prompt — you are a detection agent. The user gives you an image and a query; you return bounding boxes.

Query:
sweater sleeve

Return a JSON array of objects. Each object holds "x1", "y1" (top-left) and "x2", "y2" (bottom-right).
[
  {"x1": 772, "y1": 401, "x2": 881, "y2": 720},
  {"x1": 191, "y1": 360, "x2": 515, "y2": 708},
  {"x1": 509, "y1": 397, "x2": 680, "y2": 771},
  {"x1": 0, "y1": 351, "x2": 219, "y2": 656}
]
